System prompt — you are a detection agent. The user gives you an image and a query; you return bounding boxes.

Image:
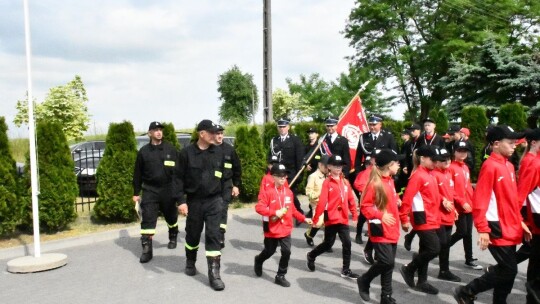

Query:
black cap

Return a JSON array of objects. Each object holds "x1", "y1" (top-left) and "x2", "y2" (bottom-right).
[
  {"x1": 320, "y1": 155, "x2": 330, "y2": 165},
  {"x1": 327, "y1": 155, "x2": 345, "y2": 166},
  {"x1": 325, "y1": 116, "x2": 339, "y2": 125},
  {"x1": 270, "y1": 163, "x2": 288, "y2": 177},
  {"x1": 525, "y1": 128, "x2": 540, "y2": 141},
  {"x1": 401, "y1": 129, "x2": 411, "y2": 135},
  {"x1": 148, "y1": 121, "x2": 163, "y2": 131},
  {"x1": 368, "y1": 115, "x2": 383, "y2": 124},
  {"x1": 216, "y1": 124, "x2": 225, "y2": 131},
  {"x1": 306, "y1": 127, "x2": 318, "y2": 134},
  {"x1": 416, "y1": 145, "x2": 438, "y2": 157},
  {"x1": 486, "y1": 125, "x2": 525, "y2": 143},
  {"x1": 196, "y1": 119, "x2": 219, "y2": 133},
  {"x1": 454, "y1": 140, "x2": 471, "y2": 152},
  {"x1": 422, "y1": 117, "x2": 436, "y2": 124},
  {"x1": 375, "y1": 149, "x2": 405, "y2": 167},
  {"x1": 433, "y1": 148, "x2": 451, "y2": 162},
  {"x1": 267, "y1": 154, "x2": 280, "y2": 164},
  {"x1": 407, "y1": 123, "x2": 421, "y2": 130},
  {"x1": 447, "y1": 125, "x2": 461, "y2": 135},
  {"x1": 277, "y1": 118, "x2": 290, "y2": 127}
]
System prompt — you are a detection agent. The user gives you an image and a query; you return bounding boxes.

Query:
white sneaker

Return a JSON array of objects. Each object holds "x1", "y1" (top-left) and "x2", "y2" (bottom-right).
[{"x1": 464, "y1": 261, "x2": 483, "y2": 270}]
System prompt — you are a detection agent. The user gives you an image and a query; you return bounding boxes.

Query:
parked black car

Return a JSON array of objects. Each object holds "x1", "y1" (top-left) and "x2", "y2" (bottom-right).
[{"x1": 74, "y1": 152, "x2": 101, "y2": 197}]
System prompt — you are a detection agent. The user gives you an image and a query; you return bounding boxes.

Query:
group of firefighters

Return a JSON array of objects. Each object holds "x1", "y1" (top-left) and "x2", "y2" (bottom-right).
[{"x1": 132, "y1": 116, "x2": 540, "y2": 304}]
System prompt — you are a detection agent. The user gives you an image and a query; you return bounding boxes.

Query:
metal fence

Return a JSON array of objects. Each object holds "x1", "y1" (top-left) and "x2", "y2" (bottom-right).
[{"x1": 72, "y1": 147, "x2": 103, "y2": 212}]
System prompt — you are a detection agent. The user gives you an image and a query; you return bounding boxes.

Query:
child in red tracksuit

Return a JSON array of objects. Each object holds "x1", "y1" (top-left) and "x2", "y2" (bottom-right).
[
  {"x1": 516, "y1": 128, "x2": 540, "y2": 303},
  {"x1": 356, "y1": 149, "x2": 404, "y2": 304},
  {"x1": 254, "y1": 163, "x2": 311, "y2": 287},
  {"x1": 399, "y1": 144, "x2": 441, "y2": 295},
  {"x1": 431, "y1": 148, "x2": 461, "y2": 282},
  {"x1": 449, "y1": 141, "x2": 482, "y2": 270},
  {"x1": 454, "y1": 125, "x2": 532, "y2": 304},
  {"x1": 306, "y1": 155, "x2": 359, "y2": 279}
]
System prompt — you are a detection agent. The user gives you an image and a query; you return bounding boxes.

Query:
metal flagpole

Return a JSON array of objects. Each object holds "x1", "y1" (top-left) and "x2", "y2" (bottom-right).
[
  {"x1": 289, "y1": 81, "x2": 371, "y2": 186},
  {"x1": 7, "y1": 0, "x2": 67, "y2": 273}
]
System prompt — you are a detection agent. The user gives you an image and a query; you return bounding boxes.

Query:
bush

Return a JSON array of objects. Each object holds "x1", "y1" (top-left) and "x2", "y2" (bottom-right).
[
  {"x1": 93, "y1": 121, "x2": 138, "y2": 222},
  {"x1": 0, "y1": 117, "x2": 23, "y2": 235},
  {"x1": 498, "y1": 103, "x2": 528, "y2": 131},
  {"x1": 461, "y1": 106, "x2": 489, "y2": 180},
  {"x1": 429, "y1": 108, "x2": 449, "y2": 135},
  {"x1": 383, "y1": 120, "x2": 410, "y2": 149},
  {"x1": 236, "y1": 125, "x2": 266, "y2": 202},
  {"x1": 161, "y1": 122, "x2": 181, "y2": 150},
  {"x1": 20, "y1": 121, "x2": 78, "y2": 232}
]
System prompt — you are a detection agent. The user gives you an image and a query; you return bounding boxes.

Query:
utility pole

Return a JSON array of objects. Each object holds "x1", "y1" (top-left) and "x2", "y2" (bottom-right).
[{"x1": 263, "y1": 0, "x2": 272, "y2": 123}]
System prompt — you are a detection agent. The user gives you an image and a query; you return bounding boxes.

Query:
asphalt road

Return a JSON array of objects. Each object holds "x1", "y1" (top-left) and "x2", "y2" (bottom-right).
[{"x1": 0, "y1": 198, "x2": 529, "y2": 304}]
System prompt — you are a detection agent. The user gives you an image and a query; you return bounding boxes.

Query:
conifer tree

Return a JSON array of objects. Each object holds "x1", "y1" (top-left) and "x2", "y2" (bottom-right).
[
  {"x1": 161, "y1": 122, "x2": 180, "y2": 150},
  {"x1": 0, "y1": 117, "x2": 22, "y2": 235}
]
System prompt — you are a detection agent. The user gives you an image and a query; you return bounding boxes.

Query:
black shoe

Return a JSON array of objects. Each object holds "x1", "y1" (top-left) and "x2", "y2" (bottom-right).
[
  {"x1": 453, "y1": 286, "x2": 476, "y2": 304},
  {"x1": 306, "y1": 252, "x2": 316, "y2": 271},
  {"x1": 438, "y1": 270, "x2": 461, "y2": 282},
  {"x1": 304, "y1": 232, "x2": 314, "y2": 247},
  {"x1": 404, "y1": 233, "x2": 413, "y2": 251},
  {"x1": 464, "y1": 261, "x2": 483, "y2": 270},
  {"x1": 484, "y1": 264, "x2": 494, "y2": 274},
  {"x1": 341, "y1": 269, "x2": 360, "y2": 279},
  {"x1": 326, "y1": 248, "x2": 333, "y2": 253},
  {"x1": 185, "y1": 260, "x2": 197, "y2": 276},
  {"x1": 254, "y1": 256, "x2": 263, "y2": 277},
  {"x1": 274, "y1": 275, "x2": 290, "y2": 287},
  {"x1": 414, "y1": 282, "x2": 439, "y2": 294},
  {"x1": 357, "y1": 276, "x2": 370, "y2": 301},
  {"x1": 139, "y1": 236, "x2": 153, "y2": 263},
  {"x1": 470, "y1": 257, "x2": 478, "y2": 262},
  {"x1": 167, "y1": 231, "x2": 178, "y2": 249},
  {"x1": 355, "y1": 234, "x2": 364, "y2": 244},
  {"x1": 380, "y1": 294, "x2": 397, "y2": 304},
  {"x1": 363, "y1": 250, "x2": 375, "y2": 265},
  {"x1": 400, "y1": 265, "x2": 415, "y2": 288}
]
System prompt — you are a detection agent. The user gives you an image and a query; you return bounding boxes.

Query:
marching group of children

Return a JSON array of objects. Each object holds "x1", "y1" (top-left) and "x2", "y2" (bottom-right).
[{"x1": 251, "y1": 124, "x2": 540, "y2": 304}]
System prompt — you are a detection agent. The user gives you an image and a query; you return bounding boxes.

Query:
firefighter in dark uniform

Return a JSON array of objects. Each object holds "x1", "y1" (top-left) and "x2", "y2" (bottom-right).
[
  {"x1": 323, "y1": 116, "x2": 351, "y2": 178},
  {"x1": 304, "y1": 127, "x2": 321, "y2": 175},
  {"x1": 416, "y1": 117, "x2": 446, "y2": 149},
  {"x1": 402, "y1": 123, "x2": 422, "y2": 178},
  {"x1": 354, "y1": 115, "x2": 398, "y2": 244},
  {"x1": 268, "y1": 118, "x2": 305, "y2": 214},
  {"x1": 132, "y1": 121, "x2": 179, "y2": 263},
  {"x1": 215, "y1": 124, "x2": 241, "y2": 249},
  {"x1": 177, "y1": 119, "x2": 226, "y2": 291}
]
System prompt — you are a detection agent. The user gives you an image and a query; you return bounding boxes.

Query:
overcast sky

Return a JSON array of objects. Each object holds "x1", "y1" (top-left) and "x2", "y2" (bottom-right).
[{"x1": 1, "y1": 0, "x2": 359, "y2": 138}]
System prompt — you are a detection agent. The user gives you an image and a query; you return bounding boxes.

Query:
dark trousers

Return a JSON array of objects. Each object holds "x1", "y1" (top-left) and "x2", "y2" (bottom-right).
[
  {"x1": 185, "y1": 195, "x2": 223, "y2": 254},
  {"x1": 309, "y1": 224, "x2": 352, "y2": 270},
  {"x1": 406, "y1": 229, "x2": 440, "y2": 284},
  {"x1": 356, "y1": 213, "x2": 367, "y2": 235},
  {"x1": 527, "y1": 235, "x2": 540, "y2": 303},
  {"x1": 516, "y1": 241, "x2": 531, "y2": 264},
  {"x1": 437, "y1": 225, "x2": 453, "y2": 272},
  {"x1": 362, "y1": 243, "x2": 397, "y2": 296},
  {"x1": 450, "y1": 212, "x2": 474, "y2": 262},
  {"x1": 256, "y1": 236, "x2": 292, "y2": 275},
  {"x1": 220, "y1": 186, "x2": 232, "y2": 230},
  {"x1": 467, "y1": 245, "x2": 517, "y2": 304},
  {"x1": 140, "y1": 187, "x2": 178, "y2": 234}
]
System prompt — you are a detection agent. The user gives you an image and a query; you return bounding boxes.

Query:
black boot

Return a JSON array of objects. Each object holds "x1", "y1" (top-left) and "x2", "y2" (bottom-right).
[
  {"x1": 219, "y1": 227, "x2": 226, "y2": 249},
  {"x1": 185, "y1": 248, "x2": 197, "y2": 276},
  {"x1": 380, "y1": 294, "x2": 397, "y2": 304},
  {"x1": 139, "y1": 235, "x2": 153, "y2": 263},
  {"x1": 168, "y1": 229, "x2": 178, "y2": 249},
  {"x1": 207, "y1": 256, "x2": 225, "y2": 291}
]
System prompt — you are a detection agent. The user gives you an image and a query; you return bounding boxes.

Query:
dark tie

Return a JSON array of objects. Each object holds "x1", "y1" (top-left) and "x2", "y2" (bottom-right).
[{"x1": 373, "y1": 135, "x2": 378, "y2": 141}]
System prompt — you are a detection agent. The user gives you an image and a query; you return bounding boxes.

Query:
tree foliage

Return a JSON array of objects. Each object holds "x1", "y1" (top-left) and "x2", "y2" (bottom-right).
[
  {"x1": 461, "y1": 106, "x2": 489, "y2": 177},
  {"x1": 497, "y1": 103, "x2": 528, "y2": 131},
  {"x1": 20, "y1": 121, "x2": 78, "y2": 232},
  {"x1": 235, "y1": 125, "x2": 266, "y2": 202},
  {"x1": 344, "y1": 0, "x2": 540, "y2": 121},
  {"x1": 93, "y1": 121, "x2": 138, "y2": 222},
  {"x1": 272, "y1": 88, "x2": 311, "y2": 121},
  {"x1": 218, "y1": 65, "x2": 258, "y2": 124},
  {"x1": 14, "y1": 75, "x2": 91, "y2": 141},
  {"x1": 0, "y1": 117, "x2": 23, "y2": 235},
  {"x1": 161, "y1": 122, "x2": 180, "y2": 150}
]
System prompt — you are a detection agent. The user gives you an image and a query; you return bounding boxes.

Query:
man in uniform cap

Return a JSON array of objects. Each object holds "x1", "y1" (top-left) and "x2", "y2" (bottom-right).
[
  {"x1": 323, "y1": 116, "x2": 351, "y2": 178},
  {"x1": 268, "y1": 118, "x2": 306, "y2": 214},
  {"x1": 133, "y1": 121, "x2": 180, "y2": 263},
  {"x1": 304, "y1": 127, "x2": 321, "y2": 174},
  {"x1": 402, "y1": 123, "x2": 422, "y2": 178},
  {"x1": 355, "y1": 115, "x2": 398, "y2": 174},
  {"x1": 416, "y1": 117, "x2": 445, "y2": 150}
]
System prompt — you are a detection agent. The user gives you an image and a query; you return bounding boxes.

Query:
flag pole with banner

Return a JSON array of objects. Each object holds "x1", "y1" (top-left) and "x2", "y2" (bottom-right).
[{"x1": 289, "y1": 81, "x2": 370, "y2": 186}]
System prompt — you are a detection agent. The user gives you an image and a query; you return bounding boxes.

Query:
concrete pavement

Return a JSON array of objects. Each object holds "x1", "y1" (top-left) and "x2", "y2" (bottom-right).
[{"x1": 0, "y1": 199, "x2": 529, "y2": 304}]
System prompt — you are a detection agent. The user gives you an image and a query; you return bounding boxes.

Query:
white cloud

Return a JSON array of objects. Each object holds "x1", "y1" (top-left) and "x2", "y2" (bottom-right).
[{"x1": 0, "y1": 0, "x2": 359, "y2": 138}]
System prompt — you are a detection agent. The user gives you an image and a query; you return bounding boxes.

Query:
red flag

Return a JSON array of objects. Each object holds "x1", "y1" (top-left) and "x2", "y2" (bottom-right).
[{"x1": 336, "y1": 95, "x2": 369, "y2": 170}]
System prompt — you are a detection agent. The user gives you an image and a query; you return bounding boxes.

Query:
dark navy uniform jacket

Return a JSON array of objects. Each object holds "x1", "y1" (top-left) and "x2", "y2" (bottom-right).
[
  {"x1": 324, "y1": 134, "x2": 351, "y2": 177},
  {"x1": 355, "y1": 130, "x2": 397, "y2": 172},
  {"x1": 268, "y1": 134, "x2": 305, "y2": 184},
  {"x1": 133, "y1": 141, "x2": 178, "y2": 198}
]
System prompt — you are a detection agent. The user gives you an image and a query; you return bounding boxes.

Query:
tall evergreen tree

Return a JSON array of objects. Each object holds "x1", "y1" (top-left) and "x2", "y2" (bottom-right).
[
  {"x1": 461, "y1": 106, "x2": 489, "y2": 178},
  {"x1": 497, "y1": 103, "x2": 528, "y2": 131},
  {"x1": 236, "y1": 125, "x2": 265, "y2": 202},
  {"x1": 93, "y1": 121, "x2": 138, "y2": 222},
  {"x1": 0, "y1": 117, "x2": 22, "y2": 235},
  {"x1": 161, "y1": 122, "x2": 180, "y2": 150},
  {"x1": 217, "y1": 65, "x2": 258, "y2": 124}
]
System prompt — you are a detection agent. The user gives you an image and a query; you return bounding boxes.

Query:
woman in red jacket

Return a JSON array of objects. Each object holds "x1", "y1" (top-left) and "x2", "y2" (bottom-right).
[
  {"x1": 356, "y1": 149, "x2": 403, "y2": 304},
  {"x1": 254, "y1": 164, "x2": 311, "y2": 287},
  {"x1": 306, "y1": 154, "x2": 359, "y2": 279},
  {"x1": 399, "y1": 144, "x2": 441, "y2": 295},
  {"x1": 431, "y1": 148, "x2": 461, "y2": 282}
]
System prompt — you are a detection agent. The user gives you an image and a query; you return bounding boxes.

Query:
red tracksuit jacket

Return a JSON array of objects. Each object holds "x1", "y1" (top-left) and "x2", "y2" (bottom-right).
[
  {"x1": 473, "y1": 153, "x2": 523, "y2": 246},
  {"x1": 518, "y1": 154, "x2": 540, "y2": 235},
  {"x1": 449, "y1": 161, "x2": 474, "y2": 214},
  {"x1": 361, "y1": 175, "x2": 400, "y2": 243},
  {"x1": 313, "y1": 174, "x2": 358, "y2": 226},
  {"x1": 354, "y1": 166, "x2": 372, "y2": 194},
  {"x1": 255, "y1": 184, "x2": 305, "y2": 238},
  {"x1": 400, "y1": 166, "x2": 441, "y2": 231},
  {"x1": 432, "y1": 167, "x2": 456, "y2": 226},
  {"x1": 258, "y1": 172, "x2": 289, "y2": 199}
]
